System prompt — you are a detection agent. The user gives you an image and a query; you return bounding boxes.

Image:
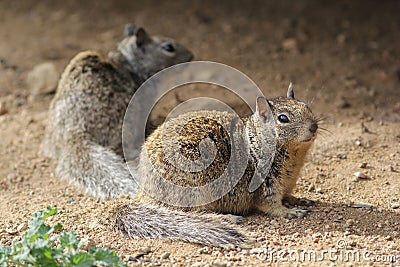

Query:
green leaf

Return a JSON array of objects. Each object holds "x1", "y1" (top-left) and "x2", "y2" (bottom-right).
[
  {"x1": 59, "y1": 231, "x2": 81, "y2": 250},
  {"x1": 70, "y1": 252, "x2": 94, "y2": 267},
  {"x1": 0, "y1": 206, "x2": 127, "y2": 267},
  {"x1": 91, "y1": 248, "x2": 126, "y2": 267},
  {"x1": 0, "y1": 245, "x2": 12, "y2": 265},
  {"x1": 53, "y1": 223, "x2": 63, "y2": 232}
]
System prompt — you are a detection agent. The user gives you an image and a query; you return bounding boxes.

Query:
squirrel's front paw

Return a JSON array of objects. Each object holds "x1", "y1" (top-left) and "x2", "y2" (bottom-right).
[{"x1": 258, "y1": 202, "x2": 309, "y2": 219}]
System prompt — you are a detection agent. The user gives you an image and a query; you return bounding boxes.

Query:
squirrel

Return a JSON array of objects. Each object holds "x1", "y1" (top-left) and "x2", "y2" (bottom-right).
[
  {"x1": 102, "y1": 85, "x2": 319, "y2": 247},
  {"x1": 41, "y1": 24, "x2": 193, "y2": 199}
]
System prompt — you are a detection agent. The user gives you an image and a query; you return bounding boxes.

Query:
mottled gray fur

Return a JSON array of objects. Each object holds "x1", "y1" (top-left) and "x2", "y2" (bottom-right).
[{"x1": 42, "y1": 25, "x2": 193, "y2": 199}]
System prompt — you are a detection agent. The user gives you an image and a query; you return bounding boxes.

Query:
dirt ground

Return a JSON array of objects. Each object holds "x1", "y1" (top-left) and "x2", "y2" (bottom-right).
[{"x1": 0, "y1": 0, "x2": 399, "y2": 266}]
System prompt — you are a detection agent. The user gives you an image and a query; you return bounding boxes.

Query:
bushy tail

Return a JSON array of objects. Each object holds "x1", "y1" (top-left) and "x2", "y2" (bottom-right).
[
  {"x1": 56, "y1": 138, "x2": 138, "y2": 199},
  {"x1": 107, "y1": 201, "x2": 248, "y2": 247}
]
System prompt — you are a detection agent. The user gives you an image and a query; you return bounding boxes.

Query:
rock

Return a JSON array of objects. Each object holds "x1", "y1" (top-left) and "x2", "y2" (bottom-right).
[
  {"x1": 198, "y1": 247, "x2": 211, "y2": 254},
  {"x1": 353, "y1": 171, "x2": 371, "y2": 180},
  {"x1": 307, "y1": 184, "x2": 315, "y2": 192},
  {"x1": 350, "y1": 203, "x2": 373, "y2": 209},
  {"x1": 384, "y1": 235, "x2": 392, "y2": 241},
  {"x1": 16, "y1": 222, "x2": 26, "y2": 232},
  {"x1": 160, "y1": 252, "x2": 170, "y2": 259},
  {"x1": 344, "y1": 200, "x2": 353, "y2": 206},
  {"x1": 27, "y1": 62, "x2": 58, "y2": 96},
  {"x1": 334, "y1": 216, "x2": 344, "y2": 223},
  {"x1": 390, "y1": 203, "x2": 400, "y2": 209},
  {"x1": 345, "y1": 219, "x2": 355, "y2": 227},
  {"x1": 125, "y1": 255, "x2": 138, "y2": 261},
  {"x1": 138, "y1": 246, "x2": 151, "y2": 254},
  {"x1": 131, "y1": 253, "x2": 146, "y2": 259},
  {"x1": 359, "y1": 162, "x2": 368, "y2": 168},
  {"x1": 6, "y1": 228, "x2": 18, "y2": 234},
  {"x1": 212, "y1": 259, "x2": 228, "y2": 267},
  {"x1": 191, "y1": 263, "x2": 206, "y2": 267}
]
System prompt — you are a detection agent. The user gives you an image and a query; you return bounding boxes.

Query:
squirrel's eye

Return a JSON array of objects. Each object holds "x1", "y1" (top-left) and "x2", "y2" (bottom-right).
[
  {"x1": 161, "y1": 43, "x2": 175, "y2": 53},
  {"x1": 278, "y1": 114, "x2": 289, "y2": 123}
]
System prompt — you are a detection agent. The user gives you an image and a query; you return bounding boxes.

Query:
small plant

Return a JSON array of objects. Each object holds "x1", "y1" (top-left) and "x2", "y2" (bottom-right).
[{"x1": 0, "y1": 206, "x2": 126, "y2": 267}]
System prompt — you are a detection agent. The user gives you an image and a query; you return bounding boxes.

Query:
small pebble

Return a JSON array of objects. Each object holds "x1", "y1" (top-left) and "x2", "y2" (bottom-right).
[
  {"x1": 27, "y1": 62, "x2": 58, "y2": 95},
  {"x1": 345, "y1": 219, "x2": 355, "y2": 226},
  {"x1": 212, "y1": 259, "x2": 228, "y2": 267},
  {"x1": 384, "y1": 236, "x2": 392, "y2": 241},
  {"x1": 359, "y1": 162, "x2": 368, "y2": 168},
  {"x1": 334, "y1": 216, "x2": 344, "y2": 222},
  {"x1": 344, "y1": 200, "x2": 353, "y2": 206},
  {"x1": 198, "y1": 247, "x2": 211, "y2": 254},
  {"x1": 225, "y1": 244, "x2": 236, "y2": 251},
  {"x1": 390, "y1": 203, "x2": 400, "y2": 209},
  {"x1": 16, "y1": 222, "x2": 26, "y2": 232},
  {"x1": 125, "y1": 255, "x2": 137, "y2": 262},
  {"x1": 138, "y1": 246, "x2": 151, "y2": 254},
  {"x1": 351, "y1": 203, "x2": 373, "y2": 209},
  {"x1": 353, "y1": 171, "x2": 370, "y2": 180},
  {"x1": 131, "y1": 252, "x2": 146, "y2": 259},
  {"x1": 160, "y1": 252, "x2": 170, "y2": 259},
  {"x1": 191, "y1": 263, "x2": 205, "y2": 267}
]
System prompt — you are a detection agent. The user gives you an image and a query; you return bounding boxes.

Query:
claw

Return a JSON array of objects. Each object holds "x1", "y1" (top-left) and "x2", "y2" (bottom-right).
[{"x1": 286, "y1": 208, "x2": 309, "y2": 219}]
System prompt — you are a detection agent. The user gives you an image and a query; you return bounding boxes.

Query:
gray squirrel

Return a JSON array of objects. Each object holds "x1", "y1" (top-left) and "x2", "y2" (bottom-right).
[
  {"x1": 102, "y1": 86, "x2": 319, "y2": 247},
  {"x1": 41, "y1": 24, "x2": 193, "y2": 199}
]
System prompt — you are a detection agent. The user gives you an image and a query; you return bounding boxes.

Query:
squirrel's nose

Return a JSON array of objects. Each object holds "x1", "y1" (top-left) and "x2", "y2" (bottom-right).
[{"x1": 309, "y1": 122, "x2": 318, "y2": 133}]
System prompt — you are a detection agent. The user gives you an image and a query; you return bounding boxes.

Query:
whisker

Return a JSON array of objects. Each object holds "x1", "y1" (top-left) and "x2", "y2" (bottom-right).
[
  {"x1": 308, "y1": 96, "x2": 316, "y2": 106},
  {"x1": 316, "y1": 133, "x2": 330, "y2": 141},
  {"x1": 318, "y1": 127, "x2": 333, "y2": 136},
  {"x1": 315, "y1": 115, "x2": 331, "y2": 124}
]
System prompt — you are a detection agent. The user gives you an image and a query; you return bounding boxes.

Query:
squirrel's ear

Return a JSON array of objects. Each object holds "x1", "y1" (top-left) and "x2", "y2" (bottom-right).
[
  {"x1": 287, "y1": 82, "x2": 295, "y2": 99},
  {"x1": 135, "y1": 27, "x2": 151, "y2": 47},
  {"x1": 124, "y1": 23, "x2": 137, "y2": 37},
  {"x1": 256, "y1": 96, "x2": 270, "y2": 117}
]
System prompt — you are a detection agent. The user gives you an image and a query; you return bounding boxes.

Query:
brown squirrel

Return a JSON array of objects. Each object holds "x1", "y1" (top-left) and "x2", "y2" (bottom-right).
[
  {"x1": 102, "y1": 85, "x2": 319, "y2": 247},
  {"x1": 41, "y1": 24, "x2": 193, "y2": 199}
]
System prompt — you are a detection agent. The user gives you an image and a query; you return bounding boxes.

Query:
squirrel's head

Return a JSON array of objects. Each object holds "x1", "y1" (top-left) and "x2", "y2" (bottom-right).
[
  {"x1": 255, "y1": 83, "x2": 318, "y2": 147},
  {"x1": 117, "y1": 24, "x2": 193, "y2": 78}
]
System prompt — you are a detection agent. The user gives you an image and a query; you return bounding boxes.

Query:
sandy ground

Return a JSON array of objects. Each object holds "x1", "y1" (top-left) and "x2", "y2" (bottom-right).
[{"x1": 0, "y1": 1, "x2": 399, "y2": 266}]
